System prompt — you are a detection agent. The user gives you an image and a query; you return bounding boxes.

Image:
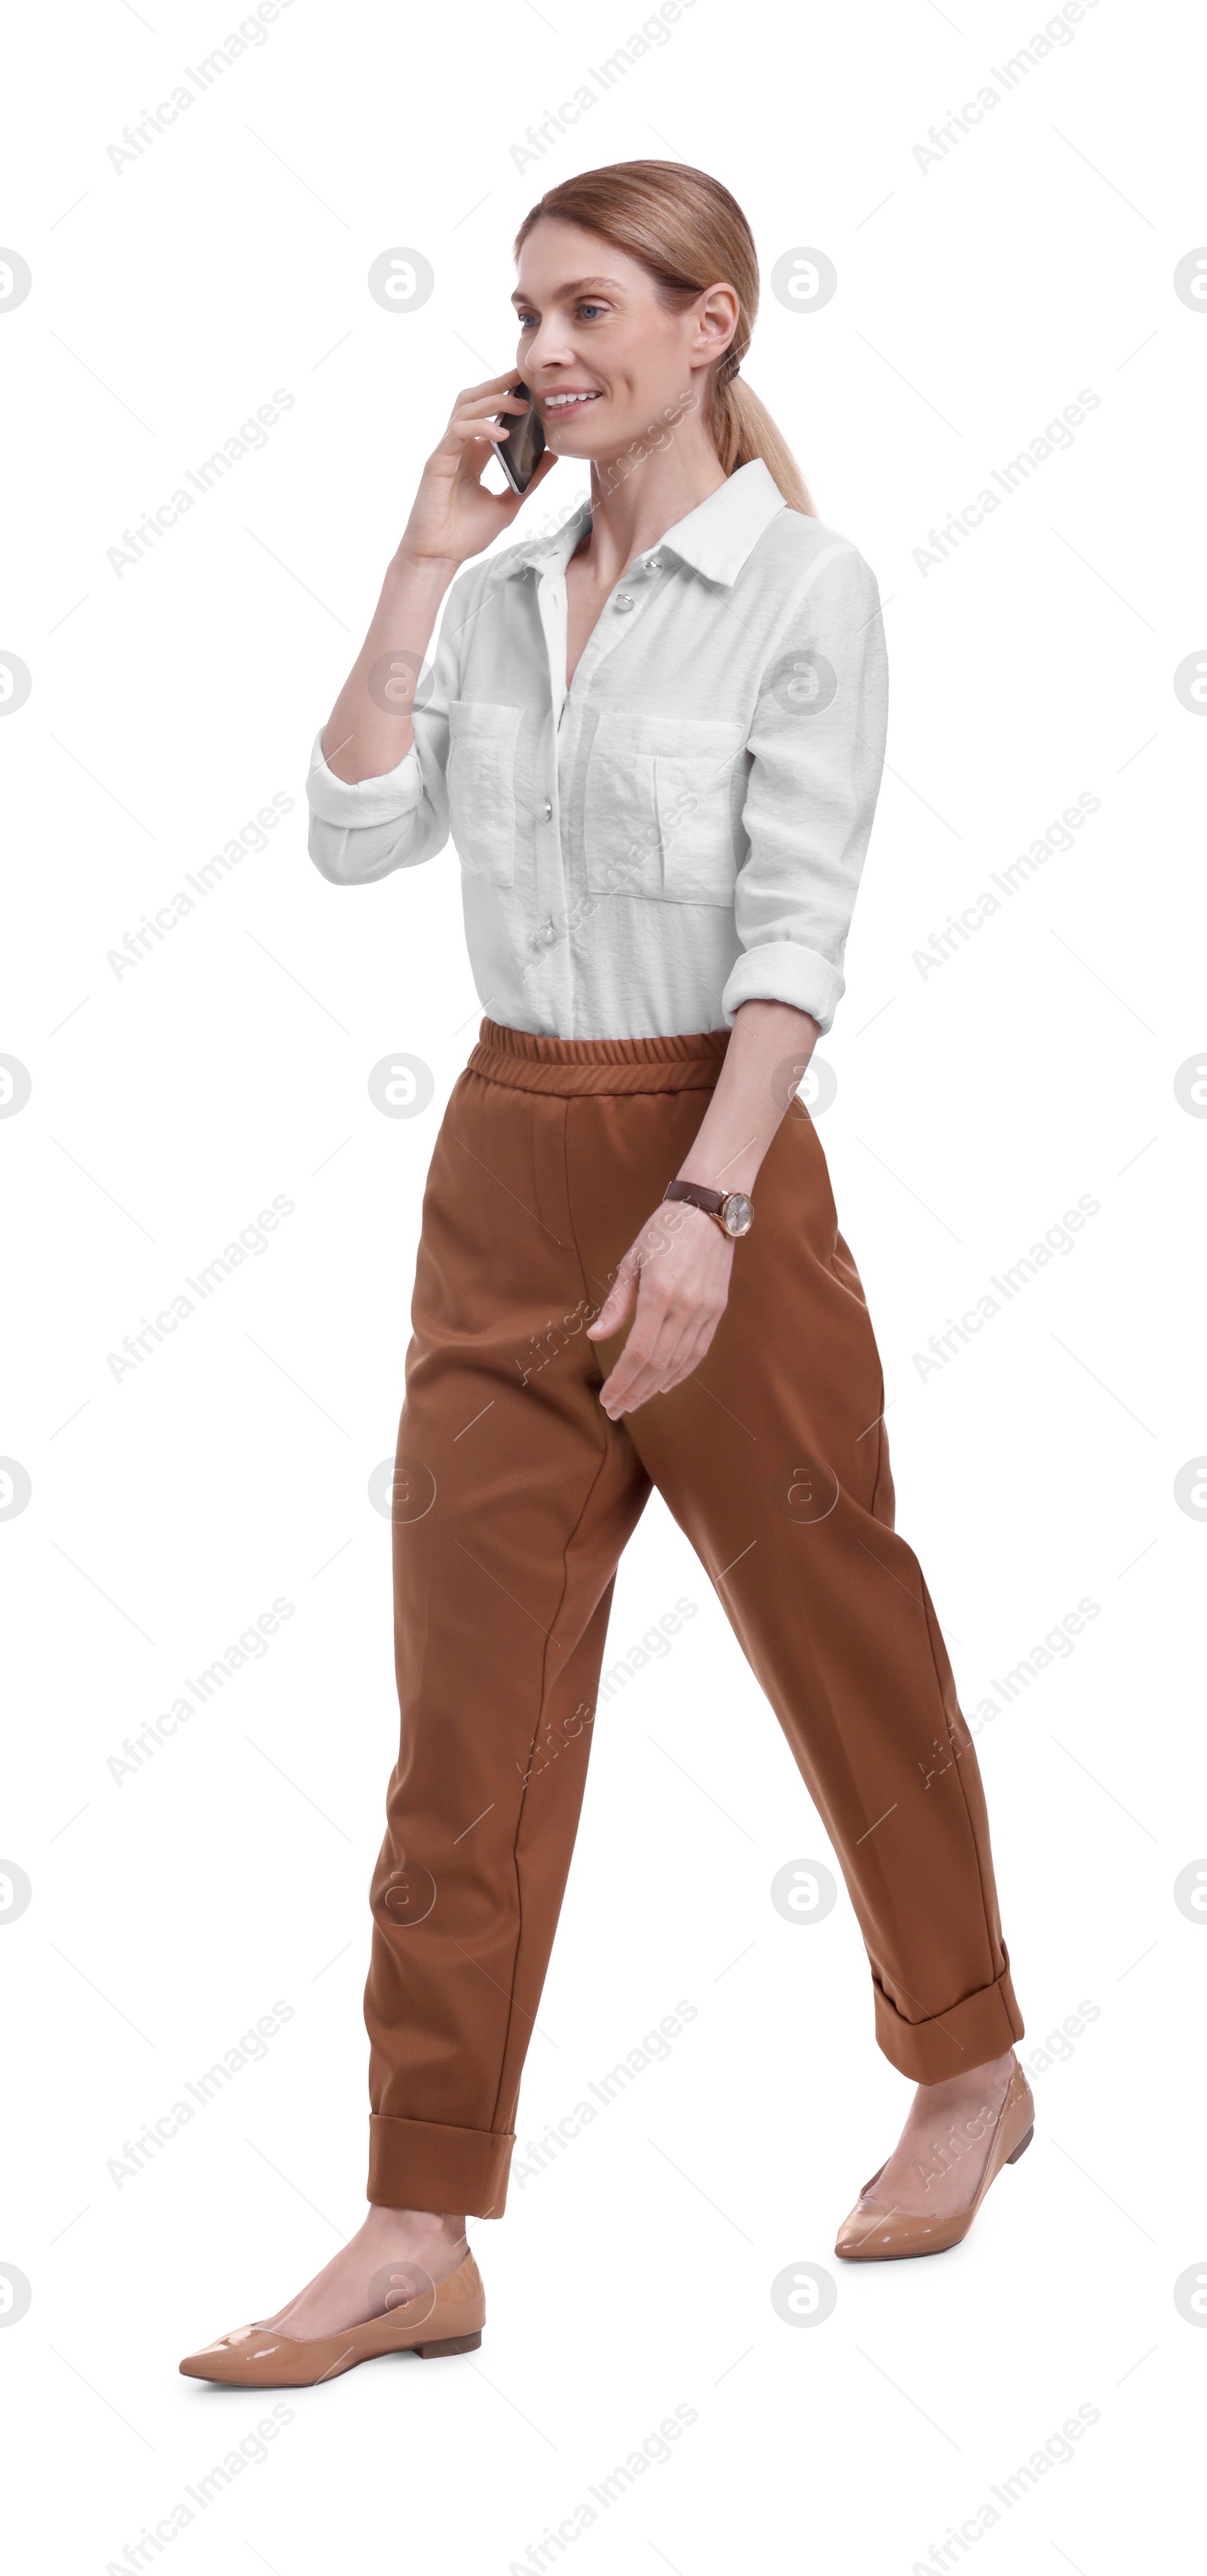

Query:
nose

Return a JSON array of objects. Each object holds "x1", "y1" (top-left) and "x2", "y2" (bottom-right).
[{"x1": 521, "y1": 318, "x2": 578, "y2": 378}]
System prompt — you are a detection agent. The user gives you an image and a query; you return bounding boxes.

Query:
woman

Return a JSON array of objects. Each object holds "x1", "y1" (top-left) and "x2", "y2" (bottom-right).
[{"x1": 180, "y1": 161, "x2": 1030, "y2": 2390}]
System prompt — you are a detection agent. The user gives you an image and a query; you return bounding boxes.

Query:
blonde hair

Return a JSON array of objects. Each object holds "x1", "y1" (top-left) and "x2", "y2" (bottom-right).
[{"x1": 513, "y1": 159, "x2": 816, "y2": 518}]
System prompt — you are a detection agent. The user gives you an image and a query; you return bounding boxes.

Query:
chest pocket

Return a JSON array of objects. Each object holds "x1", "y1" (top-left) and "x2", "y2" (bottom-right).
[
  {"x1": 584, "y1": 712, "x2": 747, "y2": 906},
  {"x1": 446, "y1": 700, "x2": 524, "y2": 889}
]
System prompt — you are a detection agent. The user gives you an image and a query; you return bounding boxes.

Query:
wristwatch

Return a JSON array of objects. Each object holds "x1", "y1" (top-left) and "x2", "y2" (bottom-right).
[{"x1": 662, "y1": 1178, "x2": 754, "y2": 1239}]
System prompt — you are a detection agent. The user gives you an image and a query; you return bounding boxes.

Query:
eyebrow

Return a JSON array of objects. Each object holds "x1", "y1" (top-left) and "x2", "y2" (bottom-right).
[{"x1": 509, "y1": 277, "x2": 624, "y2": 306}]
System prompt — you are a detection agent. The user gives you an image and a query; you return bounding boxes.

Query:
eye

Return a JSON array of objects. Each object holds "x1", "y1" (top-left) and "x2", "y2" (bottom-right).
[
  {"x1": 576, "y1": 303, "x2": 607, "y2": 321},
  {"x1": 515, "y1": 310, "x2": 536, "y2": 332}
]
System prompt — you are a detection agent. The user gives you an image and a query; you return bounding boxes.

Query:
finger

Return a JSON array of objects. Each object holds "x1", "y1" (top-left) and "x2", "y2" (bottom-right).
[
  {"x1": 650, "y1": 1315, "x2": 711, "y2": 1395},
  {"x1": 586, "y1": 1263, "x2": 639, "y2": 1339},
  {"x1": 597, "y1": 1320, "x2": 664, "y2": 1415},
  {"x1": 450, "y1": 392, "x2": 531, "y2": 432},
  {"x1": 587, "y1": 1295, "x2": 631, "y2": 1346},
  {"x1": 656, "y1": 1316, "x2": 720, "y2": 1394},
  {"x1": 606, "y1": 1296, "x2": 723, "y2": 1413},
  {"x1": 444, "y1": 396, "x2": 533, "y2": 448},
  {"x1": 453, "y1": 373, "x2": 536, "y2": 403},
  {"x1": 587, "y1": 1207, "x2": 694, "y2": 1339},
  {"x1": 604, "y1": 1351, "x2": 671, "y2": 1417},
  {"x1": 600, "y1": 1356, "x2": 654, "y2": 1419},
  {"x1": 624, "y1": 1311, "x2": 707, "y2": 1409},
  {"x1": 605, "y1": 1357, "x2": 667, "y2": 1418},
  {"x1": 447, "y1": 412, "x2": 519, "y2": 445},
  {"x1": 600, "y1": 1302, "x2": 685, "y2": 1416},
  {"x1": 671, "y1": 1299, "x2": 726, "y2": 1373}
]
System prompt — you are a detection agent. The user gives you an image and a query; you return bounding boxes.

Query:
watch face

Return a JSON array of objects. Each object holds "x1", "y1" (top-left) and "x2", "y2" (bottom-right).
[{"x1": 723, "y1": 1192, "x2": 754, "y2": 1237}]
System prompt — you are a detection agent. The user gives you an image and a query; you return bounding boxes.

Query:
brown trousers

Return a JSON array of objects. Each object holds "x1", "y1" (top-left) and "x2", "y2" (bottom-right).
[{"x1": 365, "y1": 1019, "x2": 1024, "y2": 2217}]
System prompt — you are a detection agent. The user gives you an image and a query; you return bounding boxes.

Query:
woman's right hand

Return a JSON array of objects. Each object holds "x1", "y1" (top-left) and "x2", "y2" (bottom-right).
[
  {"x1": 319, "y1": 371, "x2": 560, "y2": 787},
  {"x1": 396, "y1": 372, "x2": 560, "y2": 573}
]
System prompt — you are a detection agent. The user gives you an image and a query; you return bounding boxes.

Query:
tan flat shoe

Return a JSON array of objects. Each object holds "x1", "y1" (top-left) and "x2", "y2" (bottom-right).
[
  {"x1": 834, "y1": 2060, "x2": 1035, "y2": 2262},
  {"x1": 179, "y1": 2248, "x2": 485, "y2": 2386}
]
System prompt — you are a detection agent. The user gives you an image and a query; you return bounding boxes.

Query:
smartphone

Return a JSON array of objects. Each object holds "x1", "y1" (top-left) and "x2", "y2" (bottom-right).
[{"x1": 492, "y1": 380, "x2": 545, "y2": 496}]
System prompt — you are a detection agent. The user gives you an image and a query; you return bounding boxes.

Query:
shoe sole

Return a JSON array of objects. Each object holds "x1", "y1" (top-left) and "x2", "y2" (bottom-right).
[{"x1": 180, "y1": 2326, "x2": 484, "y2": 2384}]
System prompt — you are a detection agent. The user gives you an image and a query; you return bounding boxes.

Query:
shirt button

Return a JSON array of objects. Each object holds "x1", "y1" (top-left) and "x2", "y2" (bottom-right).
[
  {"x1": 615, "y1": 592, "x2": 634, "y2": 612},
  {"x1": 643, "y1": 558, "x2": 661, "y2": 576},
  {"x1": 542, "y1": 799, "x2": 553, "y2": 820}
]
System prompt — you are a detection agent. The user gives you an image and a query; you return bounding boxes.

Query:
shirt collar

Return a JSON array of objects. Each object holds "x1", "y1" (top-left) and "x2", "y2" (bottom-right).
[{"x1": 506, "y1": 456, "x2": 787, "y2": 590}]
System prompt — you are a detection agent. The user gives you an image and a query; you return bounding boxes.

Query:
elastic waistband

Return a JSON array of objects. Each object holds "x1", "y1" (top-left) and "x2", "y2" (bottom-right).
[{"x1": 465, "y1": 1017, "x2": 731, "y2": 1097}]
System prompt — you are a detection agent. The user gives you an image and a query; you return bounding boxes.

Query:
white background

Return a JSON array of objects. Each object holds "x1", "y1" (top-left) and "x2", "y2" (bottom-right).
[{"x1": 2, "y1": 0, "x2": 1204, "y2": 2566}]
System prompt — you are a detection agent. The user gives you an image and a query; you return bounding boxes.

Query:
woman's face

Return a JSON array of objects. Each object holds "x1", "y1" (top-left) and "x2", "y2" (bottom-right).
[{"x1": 511, "y1": 217, "x2": 737, "y2": 462}]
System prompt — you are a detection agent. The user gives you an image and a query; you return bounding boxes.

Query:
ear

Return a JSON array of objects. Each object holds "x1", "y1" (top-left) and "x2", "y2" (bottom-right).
[{"x1": 693, "y1": 279, "x2": 740, "y2": 367}]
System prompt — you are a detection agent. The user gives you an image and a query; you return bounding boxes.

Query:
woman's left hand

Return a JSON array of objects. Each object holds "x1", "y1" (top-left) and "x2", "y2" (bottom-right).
[{"x1": 585, "y1": 1201, "x2": 734, "y2": 1419}]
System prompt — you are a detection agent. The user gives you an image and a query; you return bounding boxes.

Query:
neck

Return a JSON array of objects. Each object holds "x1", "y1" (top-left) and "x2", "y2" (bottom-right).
[{"x1": 577, "y1": 404, "x2": 730, "y2": 579}]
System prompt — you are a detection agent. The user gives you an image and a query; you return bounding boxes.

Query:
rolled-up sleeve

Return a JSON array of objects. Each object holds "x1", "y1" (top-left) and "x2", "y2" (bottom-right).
[
  {"x1": 306, "y1": 559, "x2": 482, "y2": 886},
  {"x1": 722, "y1": 540, "x2": 889, "y2": 1034}
]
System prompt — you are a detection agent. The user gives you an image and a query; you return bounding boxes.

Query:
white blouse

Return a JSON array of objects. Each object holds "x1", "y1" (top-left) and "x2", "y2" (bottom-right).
[{"x1": 306, "y1": 457, "x2": 888, "y2": 1041}]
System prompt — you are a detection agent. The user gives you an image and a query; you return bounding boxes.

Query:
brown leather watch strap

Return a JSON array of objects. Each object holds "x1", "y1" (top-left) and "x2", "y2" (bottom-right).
[
  {"x1": 662, "y1": 1179, "x2": 754, "y2": 1237},
  {"x1": 664, "y1": 1179, "x2": 726, "y2": 1220}
]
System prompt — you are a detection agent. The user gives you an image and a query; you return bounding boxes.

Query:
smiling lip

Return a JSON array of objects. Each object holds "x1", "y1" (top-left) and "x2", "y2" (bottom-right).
[{"x1": 542, "y1": 389, "x2": 603, "y2": 410}]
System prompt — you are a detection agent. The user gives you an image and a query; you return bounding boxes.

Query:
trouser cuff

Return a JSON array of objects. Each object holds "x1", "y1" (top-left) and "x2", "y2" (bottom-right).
[
  {"x1": 367, "y1": 2113, "x2": 514, "y2": 2218},
  {"x1": 873, "y1": 1955, "x2": 1024, "y2": 2084}
]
